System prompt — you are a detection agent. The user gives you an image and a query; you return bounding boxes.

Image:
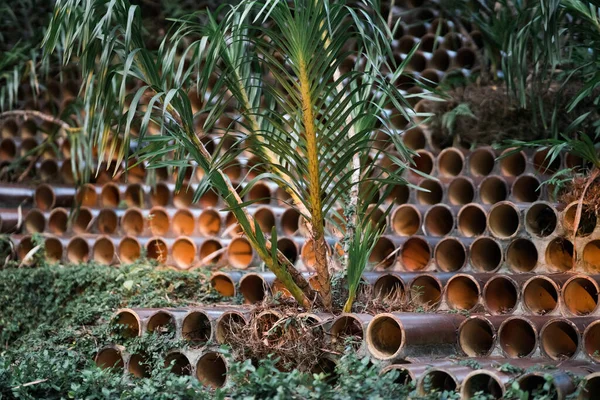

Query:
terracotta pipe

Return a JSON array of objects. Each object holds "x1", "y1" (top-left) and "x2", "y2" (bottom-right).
[
  {"x1": 562, "y1": 275, "x2": 600, "y2": 316},
  {"x1": 579, "y1": 372, "x2": 600, "y2": 399},
  {"x1": 0, "y1": 137, "x2": 17, "y2": 160},
  {"x1": 118, "y1": 236, "x2": 141, "y2": 264},
  {"x1": 539, "y1": 317, "x2": 585, "y2": 360},
  {"x1": 522, "y1": 275, "x2": 564, "y2": 315},
  {"x1": 35, "y1": 184, "x2": 75, "y2": 210},
  {"x1": 487, "y1": 201, "x2": 521, "y2": 239},
  {"x1": 92, "y1": 236, "x2": 115, "y2": 265},
  {"x1": 468, "y1": 147, "x2": 495, "y2": 177},
  {"x1": 445, "y1": 273, "x2": 484, "y2": 311},
  {"x1": 148, "y1": 206, "x2": 169, "y2": 236},
  {"x1": 370, "y1": 273, "x2": 406, "y2": 300},
  {"x1": 437, "y1": 147, "x2": 464, "y2": 177},
  {"x1": 253, "y1": 206, "x2": 276, "y2": 235},
  {"x1": 397, "y1": 35, "x2": 418, "y2": 54},
  {"x1": 423, "y1": 204, "x2": 454, "y2": 236},
  {"x1": 245, "y1": 181, "x2": 272, "y2": 205},
  {"x1": 460, "y1": 369, "x2": 510, "y2": 399},
  {"x1": 386, "y1": 184, "x2": 410, "y2": 205},
  {"x1": 124, "y1": 183, "x2": 147, "y2": 208},
  {"x1": 128, "y1": 353, "x2": 150, "y2": 378},
  {"x1": 224, "y1": 211, "x2": 243, "y2": 237},
  {"x1": 402, "y1": 127, "x2": 426, "y2": 150},
  {"x1": 172, "y1": 236, "x2": 197, "y2": 270},
  {"x1": 533, "y1": 147, "x2": 562, "y2": 175},
  {"x1": 417, "y1": 365, "x2": 473, "y2": 395},
  {"x1": 38, "y1": 159, "x2": 59, "y2": 181},
  {"x1": 23, "y1": 208, "x2": 45, "y2": 233},
  {"x1": 469, "y1": 237, "x2": 502, "y2": 272},
  {"x1": 434, "y1": 237, "x2": 466, "y2": 272},
  {"x1": 517, "y1": 370, "x2": 577, "y2": 399},
  {"x1": 253, "y1": 309, "x2": 283, "y2": 346},
  {"x1": 66, "y1": 236, "x2": 90, "y2": 264},
  {"x1": 458, "y1": 316, "x2": 509, "y2": 357},
  {"x1": 416, "y1": 179, "x2": 443, "y2": 205},
  {"x1": 95, "y1": 344, "x2": 126, "y2": 372},
  {"x1": 227, "y1": 236, "x2": 256, "y2": 269},
  {"x1": 164, "y1": 351, "x2": 192, "y2": 376},
  {"x1": 499, "y1": 148, "x2": 527, "y2": 176},
  {"x1": 0, "y1": 118, "x2": 19, "y2": 138},
  {"x1": 72, "y1": 207, "x2": 93, "y2": 234},
  {"x1": 369, "y1": 236, "x2": 397, "y2": 269},
  {"x1": 198, "y1": 208, "x2": 222, "y2": 237},
  {"x1": 112, "y1": 308, "x2": 148, "y2": 338},
  {"x1": 173, "y1": 208, "x2": 195, "y2": 236},
  {"x1": 150, "y1": 182, "x2": 170, "y2": 207},
  {"x1": 44, "y1": 236, "x2": 63, "y2": 263},
  {"x1": 447, "y1": 177, "x2": 475, "y2": 205},
  {"x1": 457, "y1": 203, "x2": 487, "y2": 237},
  {"x1": 408, "y1": 273, "x2": 450, "y2": 310},
  {"x1": 367, "y1": 313, "x2": 464, "y2": 361},
  {"x1": 209, "y1": 271, "x2": 244, "y2": 297},
  {"x1": 563, "y1": 201, "x2": 596, "y2": 238},
  {"x1": 146, "y1": 237, "x2": 169, "y2": 263},
  {"x1": 329, "y1": 313, "x2": 372, "y2": 352},
  {"x1": 276, "y1": 236, "x2": 299, "y2": 265},
  {"x1": 101, "y1": 182, "x2": 121, "y2": 207},
  {"x1": 391, "y1": 204, "x2": 421, "y2": 236},
  {"x1": 546, "y1": 237, "x2": 575, "y2": 272},
  {"x1": 97, "y1": 208, "x2": 118, "y2": 235},
  {"x1": 419, "y1": 33, "x2": 438, "y2": 53},
  {"x1": 419, "y1": 69, "x2": 443, "y2": 87},
  {"x1": 525, "y1": 201, "x2": 558, "y2": 237},
  {"x1": 75, "y1": 183, "x2": 98, "y2": 207},
  {"x1": 506, "y1": 237, "x2": 538, "y2": 272},
  {"x1": 400, "y1": 236, "x2": 431, "y2": 271},
  {"x1": 584, "y1": 321, "x2": 600, "y2": 362},
  {"x1": 198, "y1": 239, "x2": 225, "y2": 266},
  {"x1": 181, "y1": 310, "x2": 218, "y2": 346},
  {"x1": 239, "y1": 272, "x2": 275, "y2": 304},
  {"x1": 48, "y1": 208, "x2": 68, "y2": 234},
  {"x1": 582, "y1": 240, "x2": 600, "y2": 271},
  {"x1": 479, "y1": 175, "x2": 508, "y2": 205},
  {"x1": 215, "y1": 310, "x2": 250, "y2": 344},
  {"x1": 497, "y1": 316, "x2": 546, "y2": 358},
  {"x1": 195, "y1": 351, "x2": 228, "y2": 388},
  {"x1": 410, "y1": 149, "x2": 435, "y2": 177},
  {"x1": 455, "y1": 47, "x2": 476, "y2": 69},
  {"x1": 482, "y1": 275, "x2": 519, "y2": 314},
  {"x1": 512, "y1": 174, "x2": 541, "y2": 203},
  {"x1": 280, "y1": 207, "x2": 301, "y2": 236}
]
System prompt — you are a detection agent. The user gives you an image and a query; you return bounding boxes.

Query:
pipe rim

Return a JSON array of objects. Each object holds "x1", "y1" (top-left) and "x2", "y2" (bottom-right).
[
  {"x1": 391, "y1": 204, "x2": 421, "y2": 236},
  {"x1": 238, "y1": 273, "x2": 268, "y2": 304},
  {"x1": 195, "y1": 352, "x2": 228, "y2": 388},
  {"x1": 457, "y1": 203, "x2": 487, "y2": 237},
  {"x1": 470, "y1": 237, "x2": 503, "y2": 272},
  {"x1": 434, "y1": 237, "x2": 466, "y2": 272},
  {"x1": 417, "y1": 368, "x2": 459, "y2": 395},
  {"x1": 539, "y1": 318, "x2": 580, "y2": 360},
  {"x1": 460, "y1": 369, "x2": 505, "y2": 399},
  {"x1": 498, "y1": 316, "x2": 538, "y2": 358},
  {"x1": 330, "y1": 313, "x2": 368, "y2": 351},
  {"x1": 562, "y1": 275, "x2": 600, "y2": 316},
  {"x1": 522, "y1": 276, "x2": 560, "y2": 315},
  {"x1": 112, "y1": 308, "x2": 142, "y2": 337},
  {"x1": 445, "y1": 274, "x2": 481, "y2": 311},
  {"x1": 584, "y1": 321, "x2": 600, "y2": 362},
  {"x1": 182, "y1": 310, "x2": 213, "y2": 345},
  {"x1": 366, "y1": 313, "x2": 404, "y2": 360},
  {"x1": 458, "y1": 316, "x2": 496, "y2": 357},
  {"x1": 482, "y1": 275, "x2": 519, "y2": 315},
  {"x1": 487, "y1": 201, "x2": 521, "y2": 239},
  {"x1": 94, "y1": 345, "x2": 125, "y2": 372},
  {"x1": 209, "y1": 272, "x2": 237, "y2": 297},
  {"x1": 409, "y1": 274, "x2": 443, "y2": 309}
]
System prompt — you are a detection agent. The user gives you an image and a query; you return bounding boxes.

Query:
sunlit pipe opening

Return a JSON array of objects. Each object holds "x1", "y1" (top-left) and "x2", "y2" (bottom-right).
[
  {"x1": 435, "y1": 238, "x2": 466, "y2": 272},
  {"x1": 210, "y1": 273, "x2": 236, "y2": 297},
  {"x1": 93, "y1": 237, "x2": 115, "y2": 265},
  {"x1": 401, "y1": 237, "x2": 430, "y2": 271},
  {"x1": 424, "y1": 205, "x2": 454, "y2": 236},
  {"x1": 479, "y1": 176, "x2": 507, "y2": 205},
  {"x1": 499, "y1": 318, "x2": 537, "y2": 358},
  {"x1": 24, "y1": 209, "x2": 45, "y2": 233},
  {"x1": 470, "y1": 237, "x2": 502, "y2": 272},
  {"x1": 172, "y1": 209, "x2": 195, "y2": 236},
  {"x1": 199, "y1": 239, "x2": 224, "y2": 265},
  {"x1": 469, "y1": 148, "x2": 495, "y2": 177},
  {"x1": 457, "y1": 204, "x2": 486, "y2": 237},
  {"x1": 459, "y1": 317, "x2": 495, "y2": 357},
  {"x1": 484, "y1": 276, "x2": 518, "y2": 314},
  {"x1": 128, "y1": 353, "x2": 150, "y2": 378},
  {"x1": 150, "y1": 182, "x2": 170, "y2": 207},
  {"x1": 563, "y1": 276, "x2": 599, "y2": 315},
  {"x1": 228, "y1": 237, "x2": 254, "y2": 269},
  {"x1": 540, "y1": 319, "x2": 579, "y2": 360},
  {"x1": 367, "y1": 315, "x2": 403, "y2": 359},
  {"x1": 164, "y1": 351, "x2": 192, "y2": 376},
  {"x1": 122, "y1": 208, "x2": 144, "y2": 236},
  {"x1": 148, "y1": 207, "x2": 169, "y2": 236},
  {"x1": 199, "y1": 209, "x2": 221, "y2": 237},
  {"x1": 198, "y1": 190, "x2": 219, "y2": 208},
  {"x1": 525, "y1": 202, "x2": 557, "y2": 237},
  {"x1": 392, "y1": 205, "x2": 420, "y2": 236},
  {"x1": 446, "y1": 275, "x2": 480, "y2": 311},
  {"x1": 67, "y1": 237, "x2": 90, "y2": 264},
  {"x1": 225, "y1": 212, "x2": 242, "y2": 237},
  {"x1": 119, "y1": 237, "x2": 141, "y2": 264},
  {"x1": 523, "y1": 277, "x2": 559, "y2": 315},
  {"x1": 488, "y1": 202, "x2": 520, "y2": 238},
  {"x1": 447, "y1": 177, "x2": 475, "y2": 205},
  {"x1": 506, "y1": 238, "x2": 538, "y2": 272},
  {"x1": 410, "y1": 275, "x2": 442, "y2": 309},
  {"x1": 239, "y1": 274, "x2": 268, "y2": 304},
  {"x1": 101, "y1": 183, "x2": 120, "y2": 207},
  {"x1": 182, "y1": 311, "x2": 212, "y2": 346},
  {"x1": 196, "y1": 352, "x2": 227, "y2": 388},
  {"x1": 147, "y1": 238, "x2": 168, "y2": 264},
  {"x1": 546, "y1": 238, "x2": 574, "y2": 272},
  {"x1": 438, "y1": 148, "x2": 464, "y2": 177},
  {"x1": 147, "y1": 311, "x2": 175, "y2": 336},
  {"x1": 461, "y1": 370, "x2": 504, "y2": 399},
  {"x1": 173, "y1": 237, "x2": 196, "y2": 269},
  {"x1": 173, "y1": 186, "x2": 194, "y2": 209},
  {"x1": 95, "y1": 346, "x2": 125, "y2": 372},
  {"x1": 97, "y1": 209, "x2": 118, "y2": 235}
]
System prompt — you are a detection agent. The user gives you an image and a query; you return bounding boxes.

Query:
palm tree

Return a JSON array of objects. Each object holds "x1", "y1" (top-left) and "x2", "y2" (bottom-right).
[{"x1": 43, "y1": 0, "x2": 420, "y2": 309}]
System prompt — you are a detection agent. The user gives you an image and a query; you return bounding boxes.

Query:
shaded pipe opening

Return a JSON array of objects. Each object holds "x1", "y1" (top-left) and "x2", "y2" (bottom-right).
[
  {"x1": 446, "y1": 275, "x2": 480, "y2": 311},
  {"x1": 95, "y1": 347, "x2": 124, "y2": 371},
  {"x1": 462, "y1": 371, "x2": 504, "y2": 399},
  {"x1": 512, "y1": 175, "x2": 541, "y2": 203},
  {"x1": 24, "y1": 209, "x2": 45, "y2": 233},
  {"x1": 438, "y1": 148, "x2": 463, "y2": 177},
  {"x1": 199, "y1": 190, "x2": 219, "y2": 208},
  {"x1": 369, "y1": 237, "x2": 396, "y2": 269},
  {"x1": 73, "y1": 207, "x2": 93, "y2": 234},
  {"x1": 35, "y1": 184, "x2": 55, "y2": 210},
  {"x1": 410, "y1": 275, "x2": 442, "y2": 308},
  {"x1": 239, "y1": 274, "x2": 268, "y2": 304},
  {"x1": 458, "y1": 204, "x2": 486, "y2": 237},
  {"x1": 199, "y1": 209, "x2": 221, "y2": 237},
  {"x1": 456, "y1": 48, "x2": 476, "y2": 68},
  {"x1": 417, "y1": 179, "x2": 443, "y2": 205},
  {"x1": 488, "y1": 203, "x2": 520, "y2": 238},
  {"x1": 367, "y1": 315, "x2": 403, "y2": 359},
  {"x1": 330, "y1": 315, "x2": 364, "y2": 351},
  {"x1": 563, "y1": 277, "x2": 599, "y2": 315},
  {"x1": 525, "y1": 203, "x2": 557, "y2": 237},
  {"x1": 277, "y1": 237, "x2": 298, "y2": 264},
  {"x1": 507, "y1": 238, "x2": 538, "y2": 272},
  {"x1": 281, "y1": 208, "x2": 300, "y2": 235},
  {"x1": 173, "y1": 186, "x2": 193, "y2": 209},
  {"x1": 93, "y1": 237, "x2": 115, "y2": 265},
  {"x1": 459, "y1": 317, "x2": 495, "y2": 357},
  {"x1": 101, "y1": 183, "x2": 120, "y2": 207},
  {"x1": 150, "y1": 182, "x2": 169, "y2": 207},
  {"x1": 424, "y1": 205, "x2": 453, "y2": 236},
  {"x1": 374, "y1": 274, "x2": 404, "y2": 300},
  {"x1": 583, "y1": 241, "x2": 600, "y2": 271},
  {"x1": 76, "y1": 184, "x2": 98, "y2": 207},
  {"x1": 517, "y1": 374, "x2": 558, "y2": 399},
  {"x1": 533, "y1": 148, "x2": 561, "y2": 174},
  {"x1": 147, "y1": 238, "x2": 168, "y2": 264},
  {"x1": 470, "y1": 237, "x2": 502, "y2": 272},
  {"x1": 387, "y1": 185, "x2": 410, "y2": 205},
  {"x1": 97, "y1": 209, "x2": 118, "y2": 235},
  {"x1": 447, "y1": 177, "x2": 475, "y2": 205},
  {"x1": 411, "y1": 150, "x2": 434, "y2": 176},
  {"x1": 469, "y1": 148, "x2": 495, "y2": 177},
  {"x1": 113, "y1": 310, "x2": 141, "y2": 337},
  {"x1": 402, "y1": 127, "x2": 426, "y2": 150},
  {"x1": 164, "y1": 352, "x2": 192, "y2": 376},
  {"x1": 125, "y1": 184, "x2": 145, "y2": 208},
  {"x1": 122, "y1": 209, "x2": 144, "y2": 236},
  {"x1": 546, "y1": 238, "x2": 574, "y2": 272},
  {"x1": 44, "y1": 237, "x2": 63, "y2": 263},
  {"x1": 579, "y1": 374, "x2": 600, "y2": 400},
  {"x1": 254, "y1": 207, "x2": 276, "y2": 234},
  {"x1": 392, "y1": 205, "x2": 420, "y2": 236},
  {"x1": 182, "y1": 311, "x2": 212, "y2": 345},
  {"x1": 216, "y1": 312, "x2": 246, "y2": 344},
  {"x1": 480, "y1": 176, "x2": 507, "y2": 205},
  {"x1": 128, "y1": 353, "x2": 150, "y2": 378},
  {"x1": 419, "y1": 370, "x2": 458, "y2": 394},
  {"x1": 484, "y1": 276, "x2": 518, "y2": 314},
  {"x1": 67, "y1": 237, "x2": 90, "y2": 264},
  {"x1": 247, "y1": 182, "x2": 271, "y2": 205},
  {"x1": 584, "y1": 322, "x2": 600, "y2": 362},
  {"x1": 541, "y1": 320, "x2": 578, "y2": 360},
  {"x1": 199, "y1": 239, "x2": 224, "y2": 264},
  {"x1": 435, "y1": 238, "x2": 466, "y2": 272},
  {"x1": 118, "y1": 237, "x2": 141, "y2": 264},
  {"x1": 147, "y1": 311, "x2": 176, "y2": 336},
  {"x1": 499, "y1": 318, "x2": 537, "y2": 358},
  {"x1": 196, "y1": 352, "x2": 227, "y2": 388},
  {"x1": 499, "y1": 150, "x2": 526, "y2": 176},
  {"x1": 523, "y1": 277, "x2": 558, "y2": 315},
  {"x1": 401, "y1": 237, "x2": 430, "y2": 271},
  {"x1": 148, "y1": 208, "x2": 169, "y2": 236}
]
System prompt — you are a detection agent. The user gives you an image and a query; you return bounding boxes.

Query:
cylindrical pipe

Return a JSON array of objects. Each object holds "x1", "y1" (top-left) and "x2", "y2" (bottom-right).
[
  {"x1": 499, "y1": 148, "x2": 526, "y2": 176},
  {"x1": 533, "y1": 148, "x2": 562, "y2": 175},
  {"x1": 424, "y1": 204, "x2": 454, "y2": 237},
  {"x1": 72, "y1": 206, "x2": 93, "y2": 234},
  {"x1": 93, "y1": 236, "x2": 115, "y2": 265},
  {"x1": 479, "y1": 176, "x2": 508, "y2": 205},
  {"x1": 97, "y1": 208, "x2": 118, "y2": 235},
  {"x1": 146, "y1": 237, "x2": 168, "y2": 263},
  {"x1": 488, "y1": 201, "x2": 520, "y2": 239},
  {"x1": 400, "y1": 236, "x2": 431, "y2": 271},
  {"x1": 366, "y1": 313, "x2": 464, "y2": 361},
  {"x1": 512, "y1": 175, "x2": 541, "y2": 203},
  {"x1": 483, "y1": 275, "x2": 519, "y2": 315},
  {"x1": 402, "y1": 127, "x2": 426, "y2": 150},
  {"x1": 118, "y1": 236, "x2": 141, "y2": 264},
  {"x1": 164, "y1": 351, "x2": 192, "y2": 376},
  {"x1": 173, "y1": 209, "x2": 195, "y2": 236},
  {"x1": 198, "y1": 238, "x2": 225, "y2": 265},
  {"x1": 128, "y1": 353, "x2": 150, "y2": 378},
  {"x1": 458, "y1": 316, "x2": 507, "y2": 357},
  {"x1": 391, "y1": 204, "x2": 421, "y2": 236},
  {"x1": 198, "y1": 208, "x2": 222, "y2": 237},
  {"x1": 66, "y1": 236, "x2": 90, "y2": 264},
  {"x1": 434, "y1": 237, "x2": 466, "y2": 272},
  {"x1": 540, "y1": 318, "x2": 580, "y2": 360},
  {"x1": 246, "y1": 181, "x2": 272, "y2": 205},
  {"x1": 373, "y1": 273, "x2": 405, "y2": 300},
  {"x1": 95, "y1": 344, "x2": 126, "y2": 372},
  {"x1": 48, "y1": 208, "x2": 68, "y2": 234},
  {"x1": 182, "y1": 310, "x2": 214, "y2": 346},
  {"x1": 562, "y1": 275, "x2": 600, "y2": 316},
  {"x1": 525, "y1": 202, "x2": 558, "y2": 237},
  {"x1": 121, "y1": 207, "x2": 145, "y2": 236},
  {"x1": 44, "y1": 236, "x2": 63, "y2": 263},
  {"x1": 195, "y1": 352, "x2": 228, "y2": 388},
  {"x1": 469, "y1": 148, "x2": 495, "y2": 177},
  {"x1": 148, "y1": 207, "x2": 169, "y2": 236},
  {"x1": 35, "y1": 184, "x2": 75, "y2": 210},
  {"x1": 215, "y1": 310, "x2": 249, "y2": 344},
  {"x1": 417, "y1": 366, "x2": 473, "y2": 395},
  {"x1": 437, "y1": 148, "x2": 464, "y2": 177},
  {"x1": 209, "y1": 271, "x2": 243, "y2": 297},
  {"x1": 23, "y1": 209, "x2": 45, "y2": 233},
  {"x1": 281, "y1": 207, "x2": 301, "y2": 236},
  {"x1": 329, "y1": 313, "x2": 372, "y2": 352},
  {"x1": 409, "y1": 273, "x2": 444, "y2": 309},
  {"x1": 522, "y1": 275, "x2": 562, "y2": 315},
  {"x1": 470, "y1": 237, "x2": 502, "y2": 272},
  {"x1": 583, "y1": 240, "x2": 600, "y2": 271},
  {"x1": 172, "y1": 236, "x2": 197, "y2": 270},
  {"x1": 457, "y1": 203, "x2": 487, "y2": 237},
  {"x1": 579, "y1": 372, "x2": 600, "y2": 399},
  {"x1": 254, "y1": 206, "x2": 276, "y2": 234},
  {"x1": 517, "y1": 370, "x2": 577, "y2": 399},
  {"x1": 101, "y1": 182, "x2": 120, "y2": 208},
  {"x1": 416, "y1": 179, "x2": 443, "y2": 205},
  {"x1": 75, "y1": 183, "x2": 98, "y2": 207},
  {"x1": 227, "y1": 237, "x2": 256, "y2": 269},
  {"x1": 447, "y1": 177, "x2": 475, "y2": 205},
  {"x1": 445, "y1": 274, "x2": 482, "y2": 311},
  {"x1": 239, "y1": 272, "x2": 274, "y2": 304},
  {"x1": 497, "y1": 316, "x2": 541, "y2": 358},
  {"x1": 461, "y1": 369, "x2": 508, "y2": 399},
  {"x1": 369, "y1": 236, "x2": 397, "y2": 269},
  {"x1": 150, "y1": 182, "x2": 170, "y2": 207},
  {"x1": 410, "y1": 150, "x2": 435, "y2": 176},
  {"x1": 546, "y1": 237, "x2": 575, "y2": 272},
  {"x1": 584, "y1": 321, "x2": 600, "y2": 362},
  {"x1": 506, "y1": 237, "x2": 538, "y2": 272}
]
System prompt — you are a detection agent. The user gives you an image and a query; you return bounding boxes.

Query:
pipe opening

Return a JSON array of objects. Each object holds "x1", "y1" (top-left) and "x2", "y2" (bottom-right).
[
  {"x1": 374, "y1": 274, "x2": 404, "y2": 299},
  {"x1": 410, "y1": 275, "x2": 442, "y2": 308},
  {"x1": 419, "y1": 33, "x2": 437, "y2": 53},
  {"x1": 507, "y1": 238, "x2": 538, "y2": 272},
  {"x1": 281, "y1": 208, "x2": 300, "y2": 236},
  {"x1": 93, "y1": 237, "x2": 114, "y2": 265},
  {"x1": 255, "y1": 207, "x2": 275, "y2": 234},
  {"x1": 469, "y1": 148, "x2": 495, "y2": 177},
  {"x1": 100, "y1": 183, "x2": 120, "y2": 208},
  {"x1": 225, "y1": 212, "x2": 242, "y2": 237},
  {"x1": 512, "y1": 175, "x2": 541, "y2": 203},
  {"x1": 580, "y1": 374, "x2": 600, "y2": 400},
  {"x1": 470, "y1": 237, "x2": 502, "y2": 272},
  {"x1": 128, "y1": 353, "x2": 150, "y2": 378},
  {"x1": 76, "y1": 184, "x2": 97, "y2": 207},
  {"x1": 533, "y1": 148, "x2": 561, "y2": 174},
  {"x1": 147, "y1": 238, "x2": 168, "y2": 263},
  {"x1": 447, "y1": 177, "x2": 474, "y2": 205},
  {"x1": 488, "y1": 203, "x2": 520, "y2": 238},
  {"x1": 150, "y1": 182, "x2": 169, "y2": 207},
  {"x1": 438, "y1": 148, "x2": 463, "y2": 177},
  {"x1": 517, "y1": 374, "x2": 558, "y2": 399},
  {"x1": 223, "y1": 160, "x2": 241, "y2": 181},
  {"x1": 247, "y1": 183, "x2": 271, "y2": 205},
  {"x1": 198, "y1": 209, "x2": 221, "y2": 237},
  {"x1": 147, "y1": 311, "x2": 175, "y2": 336},
  {"x1": 228, "y1": 237, "x2": 254, "y2": 269},
  {"x1": 392, "y1": 205, "x2": 420, "y2": 236},
  {"x1": 367, "y1": 316, "x2": 403, "y2": 359},
  {"x1": 67, "y1": 237, "x2": 89, "y2": 263},
  {"x1": 59, "y1": 160, "x2": 75, "y2": 184},
  {"x1": 411, "y1": 150, "x2": 434, "y2": 176},
  {"x1": 17, "y1": 236, "x2": 34, "y2": 263},
  {"x1": 435, "y1": 238, "x2": 466, "y2": 272},
  {"x1": 480, "y1": 176, "x2": 507, "y2": 204},
  {"x1": 196, "y1": 352, "x2": 227, "y2": 388},
  {"x1": 277, "y1": 237, "x2": 298, "y2": 264},
  {"x1": 211, "y1": 273, "x2": 235, "y2": 297},
  {"x1": 173, "y1": 186, "x2": 193, "y2": 209},
  {"x1": 420, "y1": 370, "x2": 458, "y2": 394},
  {"x1": 524, "y1": 277, "x2": 558, "y2": 315},
  {"x1": 563, "y1": 277, "x2": 599, "y2": 315},
  {"x1": 584, "y1": 322, "x2": 600, "y2": 362},
  {"x1": 182, "y1": 311, "x2": 212, "y2": 345},
  {"x1": 458, "y1": 204, "x2": 486, "y2": 237},
  {"x1": 402, "y1": 127, "x2": 426, "y2": 150},
  {"x1": 398, "y1": 35, "x2": 417, "y2": 54},
  {"x1": 173, "y1": 209, "x2": 195, "y2": 236},
  {"x1": 73, "y1": 207, "x2": 93, "y2": 234},
  {"x1": 369, "y1": 237, "x2": 396, "y2": 268},
  {"x1": 148, "y1": 208, "x2": 169, "y2": 236},
  {"x1": 431, "y1": 49, "x2": 450, "y2": 71},
  {"x1": 526, "y1": 203, "x2": 557, "y2": 237},
  {"x1": 459, "y1": 318, "x2": 495, "y2": 356},
  {"x1": 112, "y1": 310, "x2": 140, "y2": 338},
  {"x1": 164, "y1": 352, "x2": 191, "y2": 376},
  {"x1": 541, "y1": 320, "x2": 578, "y2": 360},
  {"x1": 546, "y1": 238, "x2": 574, "y2": 272},
  {"x1": 417, "y1": 179, "x2": 443, "y2": 205},
  {"x1": 216, "y1": 312, "x2": 246, "y2": 344},
  {"x1": 301, "y1": 239, "x2": 319, "y2": 270},
  {"x1": 173, "y1": 237, "x2": 196, "y2": 269},
  {"x1": 311, "y1": 357, "x2": 338, "y2": 383},
  {"x1": 97, "y1": 209, "x2": 118, "y2": 235},
  {"x1": 387, "y1": 185, "x2": 410, "y2": 204},
  {"x1": 484, "y1": 276, "x2": 518, "y2": 314},
  {"x1": 199, "y1": 190, "x2": 219, "y2": 208},
  {"x1": 424, "y1": 205, "x2": 453, "y2": 236},
  {"x1": 462, "y1": 371, "x2": 504, "y2": 399},
  {"x1": 447, "y1": 275, "x2": 480, "y2": 310},
  {"x1": 199, "y1": 239, "x2": 223, "y2": 264},
  {"x1": 24, "y1": 209, "x2": 45, "y2": 233},
  {"x1": 35, "y1": 184, "x2": 55, "y2": 210},
  {"x1": 499, "y1": 318, "x2": 537, "y2": 357},
  {"x1": 500, "y1": 150, "x2": 526, "y2": 176},
  {"x1": 39, "y1": 159, "x2": 59, "y2": 181},
  {"x1": 239, "y1": 274, "x2": 267, "y2": 304},
  {"x1": 456, "y1": 48, "x2": 476, "y2": 68},
  {"x1": 125, "y1": 184, "x2": 145, "y2": 208},
  {"x1": 0, "y1": 138, "x2": 16, "y2": 160},
  {"x1": 119, "y1": 237, "x2": 141, "y2": 264},
  {"x1": 44, "y1": 237, "x2": 63, "y2": 263},
  {"x1": 366, "y1": 205, "x2": 387, "y2": 232},
  {"x1": 122, "y1": 209, "x2": 144, "y2": 236},
  {"x1": 1, "y1": 119, "x2": 18, "y2": 138},
  {"x1": 407, "y1": 51, "x2": 427, "y2": 72},
  {"x1": 401, "y1": 237, "x2": 430, "y2": 271},
  {"x1": 331, "y1": 315, "x2": 364, "y2": 351},
  {"x1": 274, "y1": 187, "x2": 292, "y2": 206},
  {"x1": 95, "y1": 347, "x2": 124, "y2": 371},
  {"x1": 564, "y1": 203, "x2": 597, "y2": 237}
]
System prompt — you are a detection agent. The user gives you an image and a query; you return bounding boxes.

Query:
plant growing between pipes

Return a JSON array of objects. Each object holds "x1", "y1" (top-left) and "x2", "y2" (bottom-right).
[{"x1": 42, "y1": 0, "x2": 424, "y2": 310}]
